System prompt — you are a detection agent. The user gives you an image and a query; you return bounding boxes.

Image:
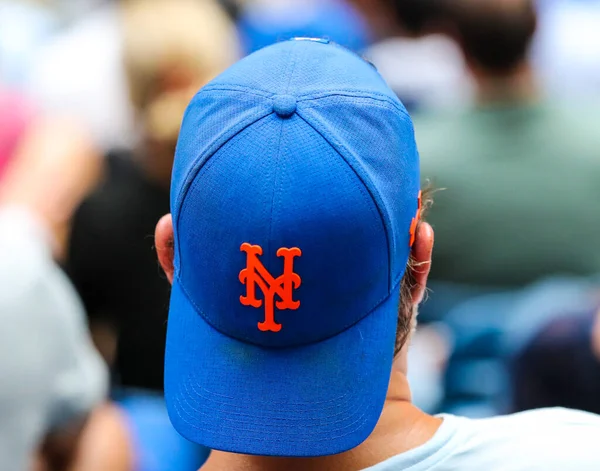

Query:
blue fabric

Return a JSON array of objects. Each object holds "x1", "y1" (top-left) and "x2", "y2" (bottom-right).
[
  {"x1": 440, "y1": 277, "x2": 597, "y2": 417},
  {"x1": 237, "y1": 0, "x2": 370, "y2": 54},
  {"x1": 166, "y1": 39, "x2": 420, "y2": 457},
  {"x1": 117, "y1": 393, "x2": 209, "y2": 471},
  {"x1": 166, "y1": 282, "x2": 400, "y2": 456}
]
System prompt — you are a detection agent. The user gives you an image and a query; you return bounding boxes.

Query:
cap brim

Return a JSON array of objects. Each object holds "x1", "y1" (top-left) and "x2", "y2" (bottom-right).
[{"x1": 164, "y1": 281, "x2": 400, "y2": 457}]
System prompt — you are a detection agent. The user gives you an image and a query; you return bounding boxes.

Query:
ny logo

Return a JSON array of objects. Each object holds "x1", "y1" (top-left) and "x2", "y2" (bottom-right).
[{"x1": 239, "y1": 243, "x2": 302, "y2": 332}]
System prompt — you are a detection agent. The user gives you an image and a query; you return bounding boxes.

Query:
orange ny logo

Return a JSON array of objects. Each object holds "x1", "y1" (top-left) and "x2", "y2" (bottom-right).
[{"x1": 239, "y1": 243, "x2": 302, "y2": 332}]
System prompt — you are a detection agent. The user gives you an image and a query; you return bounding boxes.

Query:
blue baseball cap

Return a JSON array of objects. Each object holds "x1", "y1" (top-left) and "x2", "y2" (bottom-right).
[{"x1": 165, "y1": 38, "x2": 420, "y2": 457}]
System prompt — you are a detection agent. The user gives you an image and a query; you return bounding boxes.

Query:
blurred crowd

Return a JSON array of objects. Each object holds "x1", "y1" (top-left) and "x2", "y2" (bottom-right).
[{"x1": 1, "y1": 0, "x2": 600, "y2": 469}]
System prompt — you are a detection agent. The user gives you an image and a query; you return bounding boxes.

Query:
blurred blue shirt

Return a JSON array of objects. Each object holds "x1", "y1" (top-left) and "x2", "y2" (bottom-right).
[{"x1": 237, "y1": 0, "x2": 370, "y2": 54}]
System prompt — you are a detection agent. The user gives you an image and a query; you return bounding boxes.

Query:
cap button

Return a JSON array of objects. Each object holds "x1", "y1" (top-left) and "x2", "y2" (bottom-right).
[{"x1": 272, "y1": 95, "x2": 297, "y2": 118}]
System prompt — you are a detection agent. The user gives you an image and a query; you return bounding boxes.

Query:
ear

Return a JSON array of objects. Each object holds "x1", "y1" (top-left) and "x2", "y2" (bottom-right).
[
  {"x1": 409, "y1": 222, "x2": 434, "y2": 305},
  {"x1": 155, "y1": 214, "x2": 175, "y2": 284}
]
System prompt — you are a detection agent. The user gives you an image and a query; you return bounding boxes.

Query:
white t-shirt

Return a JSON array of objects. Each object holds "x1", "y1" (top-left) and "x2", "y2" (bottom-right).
[{"x1": 364, "y1": 408, "x2": 600, "y2": 470}]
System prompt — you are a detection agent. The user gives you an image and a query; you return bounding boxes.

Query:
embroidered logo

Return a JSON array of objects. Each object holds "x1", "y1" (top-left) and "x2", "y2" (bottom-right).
[{"x1": 239, "y1": 243, "x2": 302, "y2": 332}]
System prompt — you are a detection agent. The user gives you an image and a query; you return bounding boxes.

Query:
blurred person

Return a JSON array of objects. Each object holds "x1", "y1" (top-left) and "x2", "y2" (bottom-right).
[
  {"x1": 415, "y1": 0, "x2": 600, "y2": 287},
  {"x1": 27, "y1": 0, "x2": 240, "y2": 153},
  {"x1": 513, "y1": 301, "x2": 600, "y2": 415},
  {"x1": 66, "y1": 0, "x2": 240, "y2": 391},
  {"x1": 0, "y1": 118, "x2": 132, "y2": 471},
  {"x1": 155, "y1": 39, "x2": 600, "y2": 471},
  {"x1": 355, "y1": 0, "x2": 473, "y2": 111},
  {"x1": 218, "y1": 0, "x2": 247, "y2": 21},
  {"x1": 0, "y1": 118, "x2": 102, "y2": 259},
  {"x1": 0, "y1": 86, "x2": 32, "y2": 181},
  {"x1": 439, "y1": 276, "x2": 597, "y2": 418}
]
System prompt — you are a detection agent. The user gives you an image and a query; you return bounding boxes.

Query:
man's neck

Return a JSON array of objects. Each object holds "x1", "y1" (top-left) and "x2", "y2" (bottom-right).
[
  {"x1": 473, "y1": 63, "x2": 538, "y2": 106},
  {"x1": 199, "y1": 371, "x2": 442, "y2": 471}
]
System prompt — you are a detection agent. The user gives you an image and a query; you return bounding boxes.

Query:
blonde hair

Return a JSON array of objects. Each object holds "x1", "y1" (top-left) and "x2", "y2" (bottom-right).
[{"x1": 121, "y1": 0, "x2": 240, "y2": 143}]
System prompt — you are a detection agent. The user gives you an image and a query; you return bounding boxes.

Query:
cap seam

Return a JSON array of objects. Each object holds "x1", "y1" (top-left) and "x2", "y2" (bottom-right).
[
  {"x1": 295, "y1": 108, "x2": 398, "y2": 291},
  {"x1": 183, "y1": 380, "x2": 359, "y2": 421},
  {"x1": 174, "y1": 106, "x2": 273, "y2": 214},
  {"x1": 173, "y1": 109, "x2": 273, "y2": 277},
  {"x1": 267, "y1": 40, "x2": 300, "y2": 256},
  {"x1": 267, "y1": 120, "x2": 285, "y2": 258},
  {"x1": 174, "y1": 104, "x2": 403, "y2": 343},
  {"x1": 300, "y1": 94, "x2": 408, "y2": 118},
  {"x1": 173, "y1": 393, "x2": 372, "y2": 443},
  {"x1": 176, "y1": 383, "x2": 371, "y2": 436},
  {"x1": 196, "y1": 87, "x2": 405, "y2": 113},
  {"x1": 174, "y1": 375, "x2": 375, "y2": 439},
  {"x1": 297, "y1": 90, "x2": 409, "y2": 116},
  {"x1": 200, "y1": 84, "x2": 274, "y2": 99},
  {"x1": 284, "y1": 40, "x2": 302, "y2": 92}
]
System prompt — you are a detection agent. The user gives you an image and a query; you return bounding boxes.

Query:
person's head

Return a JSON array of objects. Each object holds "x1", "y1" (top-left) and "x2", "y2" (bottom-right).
[
  {"x1": 448, "y1": 0, "x2": 537, "y2": 75},
  {"x1": 121, "y1": 0, "x2": 239, "y2": 175},
  {"x1": 349, "y1": 0, "x2": 448, "y2": 38},
  {"x1": 387, "y1": 0, "x2": 449, "y2": 36},
  {"x1": 155, "y1": 39, "x2": 433, "y2": 458}
]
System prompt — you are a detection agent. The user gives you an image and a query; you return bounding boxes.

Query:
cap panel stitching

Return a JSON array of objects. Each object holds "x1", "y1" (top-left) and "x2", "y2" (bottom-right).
[
  {"x1": 267, "y1": 41, "x2": 298, "y2": 258},
  {"x1": 173, "y1": 110, "x2": 273, "y2": 279}
]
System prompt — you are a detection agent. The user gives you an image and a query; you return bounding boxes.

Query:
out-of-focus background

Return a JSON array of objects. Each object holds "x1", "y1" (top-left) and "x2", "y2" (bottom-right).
[{"x1": 1, "y1": 0, "x2": 600, "y2": 469}]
